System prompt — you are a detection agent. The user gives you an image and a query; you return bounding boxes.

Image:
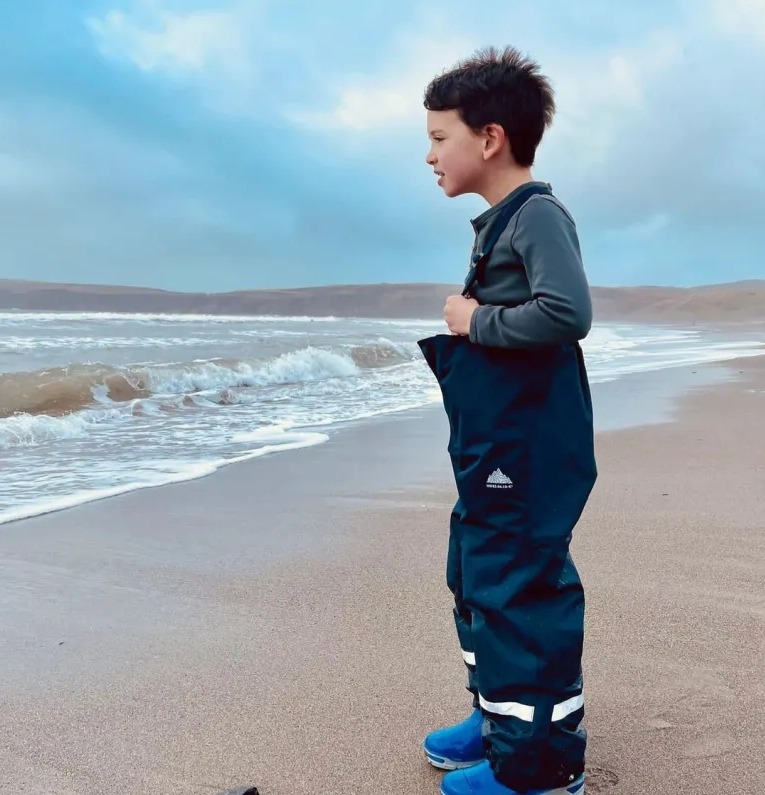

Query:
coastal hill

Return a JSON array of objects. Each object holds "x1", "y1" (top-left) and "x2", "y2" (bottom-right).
[{"x1": 0, "y1": 278, "x2": 763, "y2": 324}]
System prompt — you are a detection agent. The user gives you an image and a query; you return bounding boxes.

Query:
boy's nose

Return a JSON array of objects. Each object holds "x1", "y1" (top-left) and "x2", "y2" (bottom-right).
[{"x1": 426, "y1": 151, "x2": 436, "y2": 165}]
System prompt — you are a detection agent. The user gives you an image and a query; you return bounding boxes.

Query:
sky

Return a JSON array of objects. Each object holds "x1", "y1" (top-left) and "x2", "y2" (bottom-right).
[{"x1": 0, "y1": 0, "x2": 764, "y2": 291}]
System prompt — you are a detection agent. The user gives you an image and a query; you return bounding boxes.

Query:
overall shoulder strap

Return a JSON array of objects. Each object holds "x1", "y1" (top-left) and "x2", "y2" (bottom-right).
[{"x1": 462, "y1": 184, "x2": 552, "y2": 298}]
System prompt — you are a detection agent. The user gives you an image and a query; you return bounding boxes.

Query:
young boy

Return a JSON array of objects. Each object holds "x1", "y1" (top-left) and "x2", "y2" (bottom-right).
[{"x1": 417, "y1": 47, "x2": 597, "y2": 795}]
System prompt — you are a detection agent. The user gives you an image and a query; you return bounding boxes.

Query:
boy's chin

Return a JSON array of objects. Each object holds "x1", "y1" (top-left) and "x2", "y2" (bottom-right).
[{"x1": 441, "y1": 183, "x2": 466, "y2": 199}]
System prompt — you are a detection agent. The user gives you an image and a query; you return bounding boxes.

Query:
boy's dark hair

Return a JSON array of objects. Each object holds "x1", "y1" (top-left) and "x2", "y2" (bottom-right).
[{"x1": 423, "y1": 46, "x2": 555, "y2": 167}]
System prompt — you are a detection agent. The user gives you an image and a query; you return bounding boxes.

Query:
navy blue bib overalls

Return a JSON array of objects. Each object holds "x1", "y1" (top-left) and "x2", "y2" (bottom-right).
[{"x1": 418, "y1": 186, "x2": 597, "y2": 791}]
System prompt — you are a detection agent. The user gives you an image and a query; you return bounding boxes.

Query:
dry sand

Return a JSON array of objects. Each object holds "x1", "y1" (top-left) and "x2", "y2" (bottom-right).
[{"x1": 1, "y1": 357, "x2": 764, "y2": 794}]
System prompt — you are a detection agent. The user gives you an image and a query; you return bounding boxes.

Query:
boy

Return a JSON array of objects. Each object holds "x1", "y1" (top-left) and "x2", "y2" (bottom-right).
[{"x1": 417, "y1": 47, "x2": 597, "y2": 795}]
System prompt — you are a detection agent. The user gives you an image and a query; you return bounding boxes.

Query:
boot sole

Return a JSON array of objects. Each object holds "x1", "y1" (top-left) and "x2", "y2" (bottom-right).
[
  {"x1": 439, "y1": 773, "x2": 585, "y2": 794},
  {"x1": 425, "y1": 749, "x2": 484, "y2": 771}
]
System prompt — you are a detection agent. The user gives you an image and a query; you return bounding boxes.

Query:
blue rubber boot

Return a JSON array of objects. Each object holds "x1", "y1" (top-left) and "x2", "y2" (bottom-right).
[
  {"x1": 424, "y1": 708, "x2": 486, "y2": 770},
  {"x1": 440, "y1": 761, "x2": 585, "y2": 795}
]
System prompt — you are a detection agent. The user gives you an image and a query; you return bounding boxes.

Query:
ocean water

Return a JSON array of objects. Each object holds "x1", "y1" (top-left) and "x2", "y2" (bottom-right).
[{"x1": 1, "y1": 310, "x2": 763, "y2": 525}]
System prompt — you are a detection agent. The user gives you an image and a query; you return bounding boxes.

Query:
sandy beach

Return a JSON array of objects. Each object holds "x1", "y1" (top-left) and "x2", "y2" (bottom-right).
[{"x1": 1, "y1": 352, "x2": 764, "y2": 795}]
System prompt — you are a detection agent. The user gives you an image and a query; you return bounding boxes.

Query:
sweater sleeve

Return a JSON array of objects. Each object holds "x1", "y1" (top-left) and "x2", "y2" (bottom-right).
[{"x1": 468, "y1": 197, "x2": 593, "y2": 348}]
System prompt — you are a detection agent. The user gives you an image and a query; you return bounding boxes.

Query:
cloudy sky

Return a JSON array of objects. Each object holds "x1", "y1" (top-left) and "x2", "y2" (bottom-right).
[{"x1": 1, "y1": 0, "x2": 763, "y2": 291}]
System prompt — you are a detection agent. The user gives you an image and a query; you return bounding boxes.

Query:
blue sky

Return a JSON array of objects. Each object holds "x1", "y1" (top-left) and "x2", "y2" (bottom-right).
[{"x1": 0, "y1": 0, "x2": 763, "y2": 291}]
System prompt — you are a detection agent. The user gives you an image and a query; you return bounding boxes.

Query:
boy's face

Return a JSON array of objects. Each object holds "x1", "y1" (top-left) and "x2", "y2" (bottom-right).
[{"x1": 425, "y1": 109, "x2": 486, "y2": 198}]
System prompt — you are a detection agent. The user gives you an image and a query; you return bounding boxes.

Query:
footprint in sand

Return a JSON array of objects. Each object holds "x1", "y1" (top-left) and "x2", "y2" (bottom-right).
[
  {"x1": 644, "y1": 717, "x2": 675, "y2": 730},
  {"x1": 681, "y1": 736, "x2": 740, "y2": 759},
  {"x1": 585, "y1": 766, "x2": 620, "y2": 792}
]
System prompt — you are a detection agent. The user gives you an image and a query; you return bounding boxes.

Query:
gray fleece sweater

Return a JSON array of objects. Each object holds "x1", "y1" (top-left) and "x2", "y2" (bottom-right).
[{"x1": 467, "y1": 182, "x2": 592, "y2": 349}]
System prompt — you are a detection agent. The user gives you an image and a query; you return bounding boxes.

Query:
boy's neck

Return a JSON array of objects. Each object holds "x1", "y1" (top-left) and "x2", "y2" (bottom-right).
[{"x1": 479, "y1": 167, "x2": 535, "y2": 207}]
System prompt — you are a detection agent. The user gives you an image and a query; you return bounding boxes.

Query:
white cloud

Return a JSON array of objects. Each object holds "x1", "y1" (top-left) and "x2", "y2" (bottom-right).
[
  {"x1": 713, "y1": 0, "x2": 765, "y2": 40},
  {"x1": 88, "y1": 1, "x2": 261, "y2": 86},
  {"x1": 286, "y1": 18, "x2": 683, "y2": 177},
  {"x1": 538, "y1": 30, "x2": 683, "y2": 174},
  {"x1": 80, "y1": 0, "x2": 765, "y2": 243},
  {"x1": 286, "y1": 29, "x2": 477, "y2": 132}
]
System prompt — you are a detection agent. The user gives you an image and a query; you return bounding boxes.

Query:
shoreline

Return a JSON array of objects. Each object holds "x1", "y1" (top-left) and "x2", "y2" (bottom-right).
[
  {"x1": 3, "y1": 338, "x2": 763, "y2": 528},
  {"x1": 1, "y1": 355, "x2": 764, "y2": 794}
]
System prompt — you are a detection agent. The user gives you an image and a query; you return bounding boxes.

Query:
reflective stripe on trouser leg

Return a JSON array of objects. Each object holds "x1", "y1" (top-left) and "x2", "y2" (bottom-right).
[
  {"x1": 447, "y1": 499, "x2": 479, "y2": 707},
  {"x1": 479, "y1": 692, "x2": 584, "y2": 723}
]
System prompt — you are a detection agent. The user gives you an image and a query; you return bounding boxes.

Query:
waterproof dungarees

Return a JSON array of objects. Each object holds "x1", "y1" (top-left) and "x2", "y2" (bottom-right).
[{"x1": 418, "y1": 185, "x2": 597, "y2": 791}]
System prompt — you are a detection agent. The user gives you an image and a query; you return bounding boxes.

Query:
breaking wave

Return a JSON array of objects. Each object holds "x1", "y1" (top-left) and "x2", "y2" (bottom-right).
[
  {"x1": 0, "y1": 340, "x2": 424, "y2": 449},
  {"x1": 0, "y1": 408, "x2": 126, "y2": 449},
  {"x1": 0, "y1": 342, "x2": 417, "y2": 419}
]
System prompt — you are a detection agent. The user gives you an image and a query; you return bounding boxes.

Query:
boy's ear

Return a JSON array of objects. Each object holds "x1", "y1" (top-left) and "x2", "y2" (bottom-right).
[{"x1": 482, "y1": 123, "x2": 508, "y2": 161}]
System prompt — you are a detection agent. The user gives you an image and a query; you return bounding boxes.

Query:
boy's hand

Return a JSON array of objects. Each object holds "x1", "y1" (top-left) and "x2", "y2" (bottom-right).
[{"x1": 444, "y1": 295, "x2": 479, "y2": 336}]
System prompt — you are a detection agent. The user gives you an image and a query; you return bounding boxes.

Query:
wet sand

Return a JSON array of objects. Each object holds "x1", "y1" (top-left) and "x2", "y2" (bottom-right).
[{"x1": 1, "y1": 357, "x2": 764, "y2": 794}]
